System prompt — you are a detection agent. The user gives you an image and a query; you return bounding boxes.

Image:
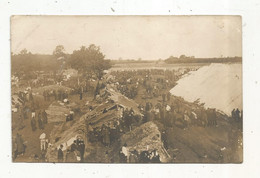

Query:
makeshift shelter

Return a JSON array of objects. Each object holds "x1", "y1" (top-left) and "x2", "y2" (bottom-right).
[
  {"x1": 120, "y1": 121, "x2": 171, "y2": 162},
  {"x1": 45, "y1": 101, "x2": 77, "y2": 123},
  {"x1": 86, "y1": 101, "x2": 123, "y2": 129},
  {"x1": 46, "y1": 116, "x2": 87, "y2": 162},
  {"x1": 106, "y1": 85, "x2": 142, "y2": 116}
]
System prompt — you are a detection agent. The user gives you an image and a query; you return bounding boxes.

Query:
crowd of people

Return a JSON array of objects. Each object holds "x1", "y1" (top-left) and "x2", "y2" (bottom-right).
[
  {"x1": 12, "y1": 87, "x2": 50, "y2": 161},
  {"x1": 43, "y1": 89, "x2": 69, "y2": 101},
  {"x1": 87, "y1": 106, "x2": 144, "y2": 148},
  {"x1": 12, "y1": 65, "x2": 242, "y2": 163},
  {"x1": 57, "y1": 138, "x2": 86, "y2": 163},
  {"x1": 119, "y1": 144, "x2": 161, "y2": 163},
  {"x1": 31, "y1": 110, "x2": 48, "y2": 131}
]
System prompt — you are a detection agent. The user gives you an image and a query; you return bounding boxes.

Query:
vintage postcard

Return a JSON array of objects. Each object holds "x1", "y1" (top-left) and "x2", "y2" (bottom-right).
[{"x1": 11, "y1": 16, "x2": 242, "y2": 163}]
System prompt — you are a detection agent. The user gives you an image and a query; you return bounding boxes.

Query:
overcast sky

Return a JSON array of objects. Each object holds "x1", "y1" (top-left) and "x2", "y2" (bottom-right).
[{"x1": 11, "y1": 16, "x2": 242, "y2": 60}]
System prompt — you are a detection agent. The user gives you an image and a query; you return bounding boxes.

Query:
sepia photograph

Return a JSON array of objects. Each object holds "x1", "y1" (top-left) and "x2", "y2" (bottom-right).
[{"x1": 11, "y1": 15, "x2": 242, "y2": 163}]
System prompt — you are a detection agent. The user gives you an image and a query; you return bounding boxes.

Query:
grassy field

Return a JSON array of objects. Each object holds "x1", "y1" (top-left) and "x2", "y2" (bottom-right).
[{"x1": 110, "y1": 62, "x2": 208, "y2": 71}]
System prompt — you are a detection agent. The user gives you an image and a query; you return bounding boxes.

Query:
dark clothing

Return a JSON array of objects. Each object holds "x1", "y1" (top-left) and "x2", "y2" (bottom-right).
[
  {"x1": 119, "y1": 152, "x2": 127, "y2": 163},
  {"x1": 79, "y1": 93, "x2": 83, "y2": 100},
  {"x1": 58, "y1": 148, "x2": 63, "y2": 162},
  {"x1": 38, "y1": 117, "x2": 44, "y2": 130},
  {"x1": 78, "y1": 143, "x2": 85, "y2": 162},
  {"x1": 15, "y1": 134, "x2": 25, "y2": 155},
  {"x1": 42, "y1": 111, "x2": 48, "y2": 124},
  {"x1": 140, "y1": 151, "x2": 150, "y2": 163},
  {"x1": 31, "y1": 118, "x2": 37, "y2": 131},
  {"x1": 69, "y1": 114, "x2": 74, "y2": 121},
  {"x1": 71, "y1": 143, "x2": 77, "y2": 152}
]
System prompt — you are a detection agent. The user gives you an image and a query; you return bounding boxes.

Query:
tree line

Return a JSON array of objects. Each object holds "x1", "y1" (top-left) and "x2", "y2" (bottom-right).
[
  {"x1": 165, "y1": 55, "x2": 242, "y2": 64},
  {"x1": 11, "y1": 44, "x2": 111, "y2": 80}
]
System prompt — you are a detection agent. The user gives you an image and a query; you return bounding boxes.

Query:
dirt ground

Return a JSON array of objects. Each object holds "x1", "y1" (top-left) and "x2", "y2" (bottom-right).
[{"x1": 12, "y1": 68, "x2": 243, "y2": 163}]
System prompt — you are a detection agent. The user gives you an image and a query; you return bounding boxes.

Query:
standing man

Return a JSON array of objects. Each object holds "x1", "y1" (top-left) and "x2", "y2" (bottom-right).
[
  {"x1": 69, "y1": 110, "x2": 74, "y2": 121},
  {"x1": 42, "y1": 110, "x2": 48, "y2": 124},
  {"x1": 78, "y1": 140, "x2": 85, "y2": 162},
  {"x1": 15, "y1": 133, "x2": 25, "y2": 156},
  {"x1": 38, "y1": 114, "x2": 43, "y2": 130},
  {"x1": 58, "y1": 145, "x2": 64, "y2": 162},
  {"x1": 31, "y1": 116, "x2": 37, "y2": 131},
  {"x1": 39, "y1": 133, "x2": 47, "y2": 151}
]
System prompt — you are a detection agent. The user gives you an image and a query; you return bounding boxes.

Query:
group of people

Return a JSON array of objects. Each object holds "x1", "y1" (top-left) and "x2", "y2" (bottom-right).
[
  {"x1": 109, "y1": 68, "x2": 191, "y2": 101},
  {"x1": 31, "y1": 110, "x2": 48, "y2": 131},
  {"x1": 58, "y1": 138, "x2": 86, "y2": 163},
  {"x1": 139, "y1": 94, "x2": 218, "y2": 129},
  {"x1": 119, "y1": 144, "x2": 161, "y2": 163},
  {"x1": 43, "y1": 89, "x2": 69, "y2": 102},
  {"x1": 65, "y1": 111, "x2": 74, "y2": 122},
  {"x1": 88, "y1": 120, "x2": 121, "y2": 146}
]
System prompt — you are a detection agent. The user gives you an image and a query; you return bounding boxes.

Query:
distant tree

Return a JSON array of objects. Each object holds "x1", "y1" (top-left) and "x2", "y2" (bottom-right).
[
  {"x1": 68, "y1": 44, "x2": 111, "y2": 79},
  {"x1": 53, "y1": 45, "x2": 66, "y2": 59},
  {"x1": 20, "y1": 48, "x2": 29, "y2": 55},
  {"x1": 179, "y1": 54, "x2": 186, "y2": 59},
  {"x1": 138, "y1": 58, "x2": 142, "y2": 61}
]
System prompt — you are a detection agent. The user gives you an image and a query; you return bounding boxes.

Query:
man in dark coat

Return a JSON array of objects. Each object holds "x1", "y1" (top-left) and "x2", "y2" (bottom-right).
[
  {"x1": 58, "y1": 145, "x2": 64, "y2": 162},
  {"x1": 15, "y1": 133, "x2": 25, "y2": 155},
  {"x1": 31, "y1": 117, "x2": 37, "y2": 131},
  {"x1": 78, "y1": 140, "x2": 85, "y2": 162},
  {"x1": 38, "y1": 115, "x2": 43, "y2": 130},
  {"x1": 140, "y1": 151, "x2": 150, "y2": 163},
  {"x1": 71, "y1": 140, "x2": 77, "y2": 152},
  {"x1": 42, "y1": 110, "x2": 48, "y2": 124}
]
